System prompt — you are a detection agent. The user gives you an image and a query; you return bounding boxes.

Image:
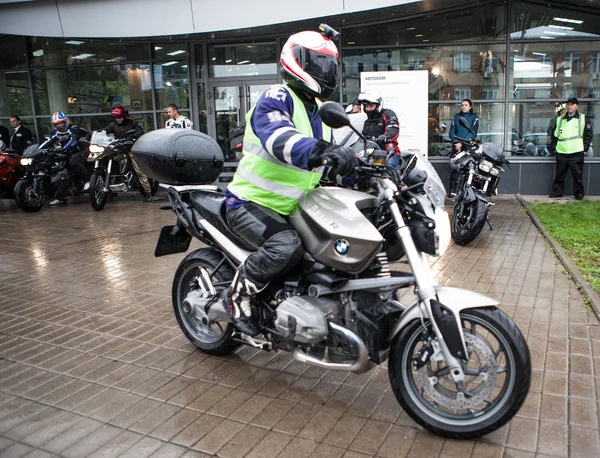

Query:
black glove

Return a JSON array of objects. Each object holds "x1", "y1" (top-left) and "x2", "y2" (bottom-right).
[
  {"x1": 321, "y1": 144, "x2": 359, "y2": 178},
  {"x1": 377, "y1": 135, "x2": 388, "y2": 144}
]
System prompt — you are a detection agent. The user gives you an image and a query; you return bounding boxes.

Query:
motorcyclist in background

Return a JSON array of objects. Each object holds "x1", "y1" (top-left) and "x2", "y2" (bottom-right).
[
  {"x1": 223, "y1": 25, "x2": 358, "y2": 335},
  {"x1": 98, "y1": 106, "x2": 153, "y2": 201},
  {"x1": 358, "y1": 91, "x2": 401, "y2": 167},
  {"x1": 43, "y1": 112, "x2": 92, "y2": 206}
]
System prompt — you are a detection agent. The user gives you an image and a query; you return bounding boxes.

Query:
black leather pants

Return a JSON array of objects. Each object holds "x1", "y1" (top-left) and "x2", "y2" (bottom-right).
[{"x1": 226, "y1": 201, "x2": 304, "y2": 284}]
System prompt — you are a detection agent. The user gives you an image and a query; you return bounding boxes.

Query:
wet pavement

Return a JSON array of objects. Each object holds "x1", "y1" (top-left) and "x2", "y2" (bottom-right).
[{"x1": 0, "y1": 194, "x2": 599, "y2": 458}]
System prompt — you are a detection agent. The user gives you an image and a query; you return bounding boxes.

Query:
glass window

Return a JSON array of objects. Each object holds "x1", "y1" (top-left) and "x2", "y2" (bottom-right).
[
  {"x1": 154, "y1": 62, "x2": 189, "y2": 110},
  {"x1": 33, "y1": 64, "x2": 154, "y2": 116},
  {"x1": 511, "y1": 2, "x2": 600, "y2": 40},
  {"x1": 508, "y1": 101, "x2": 599, "y2": 157},
  {"x1": 197, "y1": 82, "x2": 208, "y2": 134},
  {"x1": 342, "y1": 45, "x2": 506, "y2": 103},
  {"x1": 153, "y1": 43, "x2": 188, "y2": 60},
  {"x1": 195, "y1": 44, "x2": 204, "y2": 79},
  {"x1": 29, "y1": 38, "x2": 149, "y2": 67},
  {"x1": 0, "y1": 36, "x2": 27, "y2": 70},
  {"x1": 428, "y1": 102, "x2": 505, "y2": 156},
  {"x1": 0, "y1": 72, "x2": 32, "y2": 117},
  {"x1": 342, "y1": 1, "x2": 506, "y2": 47},
  {"x1": 208, "y1": 43, "x2": 277, "y2": 78},
  {"x1": 510, "y1": 41, "x2": 600, "y2": 99}
]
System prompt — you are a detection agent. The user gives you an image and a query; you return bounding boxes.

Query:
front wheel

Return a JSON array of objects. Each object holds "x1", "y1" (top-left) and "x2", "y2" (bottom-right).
[
  {"x1": 451, "y1": 197, "x2": 487, "y2": 245},
  {"x1": 14, "y1": 179, "x2": 46, "y2": 212},
  {"x1": 173, "y1": 248, "x2": 239, "y2": 355},
  {"x1": 89, "y1": 172, "x2": 109, "y2": 211},
  {"x1": 388, "y1": 308, "x2": 531, "y2": 438}
]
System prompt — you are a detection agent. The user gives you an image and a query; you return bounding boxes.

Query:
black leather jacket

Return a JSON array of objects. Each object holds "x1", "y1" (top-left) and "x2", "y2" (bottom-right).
[
  {"x1": 362, "y1": 108, "x2": 400, "y2": 154},
  {"x1": 100, "y1": 119, "x2": 144, "y2": 140}
]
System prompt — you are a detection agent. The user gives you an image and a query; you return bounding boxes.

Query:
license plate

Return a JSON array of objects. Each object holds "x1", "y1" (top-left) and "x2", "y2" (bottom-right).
[{"x1": 155, "y1": 225, "x2": 192, "y2": 257}]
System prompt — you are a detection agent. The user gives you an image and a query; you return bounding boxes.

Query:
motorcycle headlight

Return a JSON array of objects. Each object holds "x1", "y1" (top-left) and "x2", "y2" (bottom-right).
[
  {"x1": 20, "y1": 158, "x2": 33, "y2": 166},
  {"x1": 89, "y1": 144, "x2": 105, "y2": 154},
  {"x1": 490, "y1": 166, "x2": 501, "y2": 177},
  {"x1": 479, "y1": 159, "x2": 493, "y2": 173}
]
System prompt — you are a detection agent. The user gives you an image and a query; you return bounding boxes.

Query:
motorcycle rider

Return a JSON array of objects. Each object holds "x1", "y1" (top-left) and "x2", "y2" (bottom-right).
[
  {"x1": 43, "y1": 112, "x2": 92, "y2": 206},
  {"x1": 358, "y1": 91, "x2": 401, "y2": 166},
  {"x1": 165, "y1": 104, "x2": 192, "y2": 129},
  {"x1": 98, "y1": 106, "x2": 153, "y2": 201},
  {"x1": 223, "y1": 25, "x2": 358, "y2": 335}
]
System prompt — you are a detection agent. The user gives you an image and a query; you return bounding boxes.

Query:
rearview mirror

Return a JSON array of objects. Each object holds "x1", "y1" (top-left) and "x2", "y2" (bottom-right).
[{"x1": 318, "y1": 101, "x2": 350, "y2": 129}]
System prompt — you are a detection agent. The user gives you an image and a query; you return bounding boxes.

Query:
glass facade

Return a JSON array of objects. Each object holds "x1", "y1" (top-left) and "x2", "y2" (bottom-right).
[{"x1": 0, "y1": 0, "x2": 599, "y2": 164}]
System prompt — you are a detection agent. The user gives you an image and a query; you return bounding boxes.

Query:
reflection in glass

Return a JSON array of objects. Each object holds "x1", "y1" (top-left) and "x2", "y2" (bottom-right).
[
  {"x1": 0, "y1": 36, "x2": 27, "y2": 70},
  {"x1": 197, "y1": 83, "x2": 208, "y2": 134},
  {"x1": 154, "y1": 62, "x2": 189, "y2": 109},
  {"x1": 0, "y1": 72, "x2": 32, "y2": 117},
  {"x1": 29, "y1": 37, "x2": 149, "y2": 67},
  {"x1": 510, "y1": 41, "x2": 600, "y2": 100},
  {"x1": 33, "y1": 64, "x2": 154, "y2": 116},
  {"x1": 153, "y1": 43, "x2": 188, "y2": 60},
  {"x1": 213, "y1": 86, "x2": 240, "y2": 155},
  {"x1": 343, "y1": 45, "x2": 506, "y2": 103},
  {"x1": 209, "y1": 43, "x2": 277, "y2": 77},
  {"x1": 342, "y1": 1, "x2": 506, "y2": 47},
  {"x1": 510, "y1": 2, "x2": 600, "y2": 40},
  {"x1": 428, "y1": 102, "x2": 505, "y2": 156}
]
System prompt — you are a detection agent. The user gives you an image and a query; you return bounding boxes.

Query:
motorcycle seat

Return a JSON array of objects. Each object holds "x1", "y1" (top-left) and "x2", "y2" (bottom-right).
[{"x1": 189, "y1": 190, "x2": 255, "y2": 252}]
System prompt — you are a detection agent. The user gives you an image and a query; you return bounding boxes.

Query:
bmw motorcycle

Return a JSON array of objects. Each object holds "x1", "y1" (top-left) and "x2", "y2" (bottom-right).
[
  {"x1": 87, "y1": 130, "x2": 159, "y2": 210},
  {"x1": 14, "y1": 140, "x2": 91, "y2": 212},
  {"x1": 450, "y1": 135, "x2": 510, "y2": 245},
  {"x1": 156, "y1": 102, "x2": 530, "y2": 438}
]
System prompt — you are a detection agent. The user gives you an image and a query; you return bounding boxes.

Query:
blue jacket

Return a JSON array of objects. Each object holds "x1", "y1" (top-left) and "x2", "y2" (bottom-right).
[{"x1": 449, "y1": 112, "x2": 478, "y2": 144}]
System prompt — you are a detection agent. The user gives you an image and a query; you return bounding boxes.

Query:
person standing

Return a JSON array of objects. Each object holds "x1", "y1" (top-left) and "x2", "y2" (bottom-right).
[
  {"x1": 548, "y1": 97, "x2": 592, "y2": 200},
  {"x1": 358, "y1": 91, "x2": 401, "y2": 166},
  {"x1": 448, "y1": 99, "x2": 479, "y2": 196},
  {"x1": 165, "y1": 104, "x2": 192, "y2": 129},
  {"x1": 9, "y1": 116, "x2": 34, "y2": 155}
]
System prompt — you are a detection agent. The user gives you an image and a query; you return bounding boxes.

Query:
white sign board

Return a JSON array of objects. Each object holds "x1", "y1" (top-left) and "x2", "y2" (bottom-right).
[{"x1": 361, "y1": 70, "x2": 428, "y2": 156}]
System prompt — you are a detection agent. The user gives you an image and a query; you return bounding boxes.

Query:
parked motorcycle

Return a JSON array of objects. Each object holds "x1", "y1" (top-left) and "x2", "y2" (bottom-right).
[
  {"x1": 87, "y1": 130, "x2": 159, "y2": 211},
  {"x1": 14, "y1": 141, "x2": 92, "y2": 212},
  {"x1": 155, "y1": 102, "x2": 530, "y2": 438},
  {"x1": 0, "y1": 142, "x2": 24, "y2": 199},
  {"x1": 451, "y1": 119, "x2": 511, "y2": 245}
]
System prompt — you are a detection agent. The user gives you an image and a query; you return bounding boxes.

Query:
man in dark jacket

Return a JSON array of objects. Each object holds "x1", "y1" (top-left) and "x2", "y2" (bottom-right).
[
  {"x1": 548, "y1": 97, "x2": 593, "y2": 200},
  {"x1": 358, "y1": 91, "x2": 401, "y2": 166},
  {"x1": 98, "y1": 106, "x2": 152, "y2": 201},
  {"x1": 9, "y1": 116, "x2": 34, "y2": 155}
]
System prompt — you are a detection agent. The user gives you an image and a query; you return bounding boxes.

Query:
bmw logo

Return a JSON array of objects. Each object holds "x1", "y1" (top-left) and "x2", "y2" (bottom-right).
[{"x1": 334, "y1": 239, "x2": 350, "y2": 255}]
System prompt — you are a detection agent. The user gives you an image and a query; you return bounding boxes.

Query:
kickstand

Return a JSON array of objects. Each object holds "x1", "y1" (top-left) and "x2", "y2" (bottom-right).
[{"x1": 485, "y1": 215, "x2": 493, "y2": 231}]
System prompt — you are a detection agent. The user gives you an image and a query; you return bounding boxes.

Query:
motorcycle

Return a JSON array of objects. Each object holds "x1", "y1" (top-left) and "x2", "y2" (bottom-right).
[
  {"x1": 155, "y1": 102, "x2": 530, "y2": 438},
  {"x1": 87, "y1": 130, "x2": 159, "y2": 210},
  {"x1": 450, "y1": 119, "x2": 511, "y2": 245},
  {"x1": 0, "y1": 144, "x2": 24, "y2": 199},
  {"x1": 14, "y1": 140, "x2": 92, "y2": 212}
]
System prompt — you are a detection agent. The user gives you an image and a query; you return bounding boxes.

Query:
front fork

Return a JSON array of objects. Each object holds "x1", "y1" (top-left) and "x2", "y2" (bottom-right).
[
  {"x1": 94, "y1": 159, "x2": 113, "y2": 192},
  {"x1": 381, "y1": 181, "x2": 467, "y2": 383}
]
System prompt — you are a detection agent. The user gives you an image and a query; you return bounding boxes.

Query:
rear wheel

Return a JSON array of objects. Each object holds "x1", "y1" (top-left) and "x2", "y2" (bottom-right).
[
  {"x1": 89, "y1": 172, "x2": 109, "y2": 211},
  {"x1": 14, "y1": 179, "x2": 46, "y2": 212},
  {"x1": 172, "y1": 248, "x2": 239, "y2": 355},
  {"x1": 451, "y1": 197, "x2": 487, "y2": 245},
  {"x1": 388, "y1": 308, "x2": 531, "y2": 438}
]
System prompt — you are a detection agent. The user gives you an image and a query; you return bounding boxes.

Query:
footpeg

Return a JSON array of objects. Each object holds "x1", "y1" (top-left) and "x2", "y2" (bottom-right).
[{"x1": 234, "y1": 333, "x2": 272, "y2": 350}]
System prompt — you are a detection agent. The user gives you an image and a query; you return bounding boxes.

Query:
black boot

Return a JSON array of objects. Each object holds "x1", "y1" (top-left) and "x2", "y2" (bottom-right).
[{"x1": 222, "y1": 265, "x2": 267, "y2": 336}]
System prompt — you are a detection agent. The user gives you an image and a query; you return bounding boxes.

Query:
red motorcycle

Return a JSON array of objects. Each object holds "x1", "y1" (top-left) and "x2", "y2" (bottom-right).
[{"x1": 0, "y1": 146, "x2": 23, "y2": 199}]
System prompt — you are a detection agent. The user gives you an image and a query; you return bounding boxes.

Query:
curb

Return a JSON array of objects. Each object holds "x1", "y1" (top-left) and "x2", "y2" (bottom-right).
[{"x1": 516, "y1": 194, "x2": 600, "y2": 320}]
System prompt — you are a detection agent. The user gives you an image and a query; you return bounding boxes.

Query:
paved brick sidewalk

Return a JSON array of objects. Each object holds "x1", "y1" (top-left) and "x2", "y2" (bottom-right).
[{"x1": 0, "y1": 195, "x2": 598, "y2": 457}]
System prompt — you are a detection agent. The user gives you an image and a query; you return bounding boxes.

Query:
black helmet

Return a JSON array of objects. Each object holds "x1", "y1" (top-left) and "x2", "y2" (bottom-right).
[{"x1": 280, "y1": 30, "x2": 339, "y2": 100}]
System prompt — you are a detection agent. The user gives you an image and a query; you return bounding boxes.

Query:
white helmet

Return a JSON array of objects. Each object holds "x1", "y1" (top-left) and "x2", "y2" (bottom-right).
[
  {"x1": 358, "y1": 90, "x2": 383, "y2": 112},
  {"x1": 280, "y1": 30, "x2": 339, "y2": 100}
]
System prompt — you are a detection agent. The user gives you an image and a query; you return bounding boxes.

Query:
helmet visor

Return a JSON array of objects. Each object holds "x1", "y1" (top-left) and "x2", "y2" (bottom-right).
[{"x1": 295, "y1": 47, "x2": 339, "y2": 99}]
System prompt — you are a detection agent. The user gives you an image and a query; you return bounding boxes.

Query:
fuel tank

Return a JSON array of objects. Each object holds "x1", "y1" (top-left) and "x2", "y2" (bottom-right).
[{"x1": 289, "y1": 187, "x2": 383, "y2": 274}]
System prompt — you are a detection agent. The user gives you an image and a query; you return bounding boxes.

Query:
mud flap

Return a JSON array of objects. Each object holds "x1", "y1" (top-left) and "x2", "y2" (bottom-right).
[{"x1": 155, "y1": 225, "x2": 192, "y2": 257}]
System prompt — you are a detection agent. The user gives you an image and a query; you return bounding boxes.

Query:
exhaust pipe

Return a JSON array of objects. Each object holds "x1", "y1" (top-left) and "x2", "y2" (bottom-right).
[{"x1": 292, "y1": 323, "x2": 370, "y2": 373}]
